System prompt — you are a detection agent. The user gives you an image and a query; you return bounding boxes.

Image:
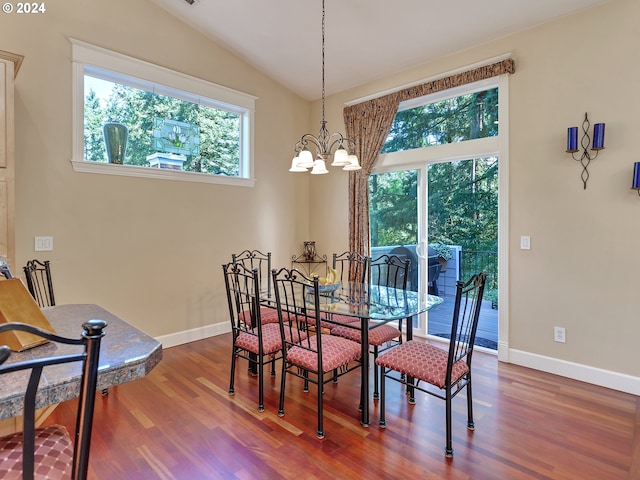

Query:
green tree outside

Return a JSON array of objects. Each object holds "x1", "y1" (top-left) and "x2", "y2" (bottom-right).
[
  {"x1": 370, "y1": 87, "x2": 499, "y2": 303},
  {"x1": 83, "y1": 77, "x2": 241, "y2": 175}
]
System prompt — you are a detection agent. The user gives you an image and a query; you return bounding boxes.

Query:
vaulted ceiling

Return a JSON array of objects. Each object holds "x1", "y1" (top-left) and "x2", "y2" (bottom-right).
[{"x1": 150, "y1": 0, "x2": 611, "y2": 100}]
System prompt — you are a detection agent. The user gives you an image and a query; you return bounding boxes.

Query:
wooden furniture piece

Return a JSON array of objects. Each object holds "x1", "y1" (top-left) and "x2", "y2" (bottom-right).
[
  {"x1": 272, "y1": 267, "x2": 362, "y2": 438},
  {"x1": 23, "y1": 259, "x2": 55, "y2": 308},
  {"x1": 0, "y1": 319, "x2": 106, "y2": 479},
  {"x1": 0, "y1": 304, "x2": 162, "y2": 424},
  {"x1": 0, "y1": 278, "x2": 55, "y2": 352},
  {"x1": 0, "y1": 51, "x2": 22, "y2": 273},
  {"x1": 376, "y1": 272, "x2": 487, "y2": 457}
]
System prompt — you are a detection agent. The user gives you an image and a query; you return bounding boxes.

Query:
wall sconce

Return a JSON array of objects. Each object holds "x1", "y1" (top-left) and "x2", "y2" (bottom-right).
[
  {"x1": 632, "y1": 162, "x2": 640, "y2": 196},
  {"x1": 566, "y1": 112, "x2": 605, "y2": 189}
]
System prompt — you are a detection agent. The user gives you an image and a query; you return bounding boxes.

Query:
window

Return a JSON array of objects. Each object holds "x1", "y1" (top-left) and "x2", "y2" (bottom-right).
[
  {"x1": 382, "y1": 85, "x2": 498, "y2": 154},
  {"x1": 71, "y1": 39, "x2": 256, "y2": 186},
  {"x1": 369, "y1": 170, "x2": 418, "y2": 248}
]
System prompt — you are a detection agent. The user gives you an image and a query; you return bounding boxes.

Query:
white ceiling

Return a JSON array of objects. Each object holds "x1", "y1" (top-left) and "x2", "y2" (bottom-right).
[{"x1": 150, "y1": 0, "x2": 611, "y2": 101}]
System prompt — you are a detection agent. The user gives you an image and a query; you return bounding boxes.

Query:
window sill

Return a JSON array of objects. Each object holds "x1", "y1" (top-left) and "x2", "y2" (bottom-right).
[{"x1": 70, "y1": 160, "x2": 255, "y2": 187}]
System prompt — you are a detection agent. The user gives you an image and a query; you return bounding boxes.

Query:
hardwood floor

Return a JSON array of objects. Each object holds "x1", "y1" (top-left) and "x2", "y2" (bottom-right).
[{"x1": 46, "y1": 333, "x2": 639, "y2": 479}]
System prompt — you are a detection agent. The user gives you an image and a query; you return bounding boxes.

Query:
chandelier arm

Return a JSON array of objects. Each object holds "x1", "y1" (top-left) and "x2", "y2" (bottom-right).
[
  {"x1": 326, "y1": 133, "x2": 347, "y2": 152},
  {"x1": 298, "y1": 134, "x2": 322, "y2": 151}
]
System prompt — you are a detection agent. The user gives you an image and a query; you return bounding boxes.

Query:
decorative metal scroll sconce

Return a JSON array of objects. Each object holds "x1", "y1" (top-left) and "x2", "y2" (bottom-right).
[
  {"x1": 566, "y1": 112, "x2": 605, "y2": 189},
  {"x1": 631, "y1": 162, "x2": 640, "y2": 196}
]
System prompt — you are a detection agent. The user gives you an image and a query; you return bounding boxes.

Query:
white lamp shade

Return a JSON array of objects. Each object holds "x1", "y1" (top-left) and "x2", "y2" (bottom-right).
[
  {"x1": 331, "y1": 146, "x2": 349, "y2": 166},
  {"x1": 296, "y1": 149, "x2": 314, "y2": 168},
  {"x1": 343, "y1": 154, "x2": 362, "y2": 171},
  {"x1": 310, "y1": 159, "x2": 329, "y2": 174},
  {"x1": 289, "y1": 156, "x2": 308, "y2": 172}
]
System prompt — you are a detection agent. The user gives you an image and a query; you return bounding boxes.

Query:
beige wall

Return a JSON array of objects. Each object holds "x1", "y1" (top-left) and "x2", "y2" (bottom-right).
[
  {"x1": 1, "y1": 0, "x2": 639, "y2": 388},
  {"x1": 312, "y1": 0, "x2": 640, "y2": 383},
  {"x1": 0, "y1": 0, "x2": 311, "y2": 339}
]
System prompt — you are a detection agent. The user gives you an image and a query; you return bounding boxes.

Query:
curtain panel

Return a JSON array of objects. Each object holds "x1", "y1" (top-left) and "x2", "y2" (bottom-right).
[{"x1": 343, "y1": 58, "x2": 514, "y2": 260}]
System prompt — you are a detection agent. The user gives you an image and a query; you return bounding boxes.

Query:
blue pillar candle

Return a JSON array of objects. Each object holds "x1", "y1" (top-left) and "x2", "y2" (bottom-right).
[
  {"x1": 592, "y1": 123, "x2": 605, "y2": 149},
  {"x1": 632, "y1": 162, "x2": 640, "y2": 189},
  {"x1": 567, "y1": 127, "x2": 578, "y2": 152}
]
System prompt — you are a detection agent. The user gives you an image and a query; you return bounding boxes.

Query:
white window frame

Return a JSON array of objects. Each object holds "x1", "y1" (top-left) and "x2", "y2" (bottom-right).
[
  {"x1": 370, "y1": 70, "x2": 510, "y2": 361},
  {"x1": 70, "y1": 38, "x2": 257, "y2": 187}
]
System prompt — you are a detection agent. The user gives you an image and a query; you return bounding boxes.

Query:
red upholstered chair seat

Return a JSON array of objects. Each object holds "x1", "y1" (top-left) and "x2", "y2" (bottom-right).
[
  {"x1": 305, "y1": 315, "x2": 341, "y2": 331},
  {"x1": 241, "y1": 307, "x2": 279, "y2": 328},
  {"x1": 376, "y1": 340, "x2": 469, "y2": 389},
  {"x1": 0, "y1": 425, "x2": 73, "y2": 479},
  {"x1": 235, "y1": 323, "x2": 307, "y2": 354},
  {"x1": 331, "y1": 323, "x2": 401, "y2": 347},
  {"x1": 320, "y1": 313, "x2": 361, "y2": 328},
  {"x1": 286, "y1": 335, "x2": 361, "y2": 373}
]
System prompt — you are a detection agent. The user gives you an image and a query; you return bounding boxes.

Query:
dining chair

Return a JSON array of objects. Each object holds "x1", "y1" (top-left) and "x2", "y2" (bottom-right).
[
  {"x1": 331, "y1": 253, "x2": 410, "y2": 398},
  {"x1": 376, "y1": 272, "x2": 487, "y2": 457},
  {"x1": 231, "y1": 249, "x2": 272, "y2": 298},
  {"x1": 22, "y1": 262, "x2": 109, "y2": 398},
  {"x1": 0, "y1": 319, "x2": 107, "y2": 480},
  {"x1": 231, "y1": 250, "x2": 278, "y2": 326},
  {"x1": 317, "y1": 251, "x2": 371, "y2": 330},
  {"x1": 22, "y1": 259, "x2": 55, "y2": 308},
  {"x1": 272, "y1": 267, "x2": 362, "y2": 438},
  {"x1": 332, "y1": 251, "x2": 369, "y2": 285},
  {"x1": 224, "y1": 262, "x2": 298, "y2": 412}
]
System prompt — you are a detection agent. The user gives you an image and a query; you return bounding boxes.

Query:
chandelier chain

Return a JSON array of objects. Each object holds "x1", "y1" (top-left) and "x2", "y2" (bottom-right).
[
  {"x1": 321, "y1": 0, "x2": 325, "y2": 124},
  {"x1": 288, "y1": 0, "x2": 361, "y2": 173}
]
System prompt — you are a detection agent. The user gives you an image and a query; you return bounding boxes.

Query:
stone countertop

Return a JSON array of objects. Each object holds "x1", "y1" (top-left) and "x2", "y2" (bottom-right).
[{"x1": 0, "y1": 304, "x2": 162, "y2": 420}]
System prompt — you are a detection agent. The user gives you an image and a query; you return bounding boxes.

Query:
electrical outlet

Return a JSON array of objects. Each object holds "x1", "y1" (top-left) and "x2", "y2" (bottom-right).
[
  {"x1": 554, "y1": 326, "x2": 566, "y2": 343},
  {"x1": 520, "y1": 235, "x2": 531, "y2": 250}
]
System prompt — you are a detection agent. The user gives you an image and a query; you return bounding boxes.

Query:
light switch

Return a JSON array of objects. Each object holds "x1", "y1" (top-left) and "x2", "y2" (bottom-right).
[
  {"x1": 35, "y1": 236, "x2": 53, "y2": 251},
  {"x1": 520, "y1": 236, "x2": 531, "y2": 250}
]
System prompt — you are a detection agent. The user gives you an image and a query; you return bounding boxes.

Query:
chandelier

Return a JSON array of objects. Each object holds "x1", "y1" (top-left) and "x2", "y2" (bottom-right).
[{"x1": 289, "y1": 0, "x2": 360, "y2": 175}]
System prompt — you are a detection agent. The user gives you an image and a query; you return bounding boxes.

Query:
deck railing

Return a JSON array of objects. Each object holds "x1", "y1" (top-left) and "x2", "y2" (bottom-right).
[{"x1": 459, "y1": 249, "x2": 498, "y2": 306}]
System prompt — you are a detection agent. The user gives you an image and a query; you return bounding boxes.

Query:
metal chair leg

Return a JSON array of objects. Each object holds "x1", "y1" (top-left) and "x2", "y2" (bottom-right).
[
  {"x1": 466, "y1": 374, "x2": 475, "y2": 430},
  {"x1": 379, "y1": 365, "x2": 387, "y2": 428},
  {"x1": 373, "y1": 346, "x2": 380, "y2": 399},
  {"x1": 445, "y1": 387, "x2": 453, "y2": 457}
]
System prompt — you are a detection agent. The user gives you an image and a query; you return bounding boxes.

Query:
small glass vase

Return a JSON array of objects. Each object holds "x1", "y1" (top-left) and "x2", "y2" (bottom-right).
[{"x1": 103, "y1": 122, "x2": 128, "y2": 164}]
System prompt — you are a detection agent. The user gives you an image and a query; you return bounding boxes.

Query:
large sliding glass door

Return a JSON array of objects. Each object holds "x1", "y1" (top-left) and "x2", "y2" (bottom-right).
[
  {"x1": 424, "y1": 158, "x2": 498, "y2": 349},
  {"x1": 369, "y1": 169, "x2": 419, "y2": 289},
  {"x1": 368, "y1": 75, "x2": 507, "y2": 350},
  {"x1": 368, "y1": 159, "x2": 498, "y2": 349}
]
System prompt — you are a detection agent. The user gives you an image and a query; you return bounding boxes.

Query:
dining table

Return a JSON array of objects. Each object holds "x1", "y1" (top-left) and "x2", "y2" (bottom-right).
[
  {"x1": 266, "y1": 281, "x2": 442, "y2": 427},
  {"x1": 0, "y1": 303, "x2": 163, "y2": 426}
]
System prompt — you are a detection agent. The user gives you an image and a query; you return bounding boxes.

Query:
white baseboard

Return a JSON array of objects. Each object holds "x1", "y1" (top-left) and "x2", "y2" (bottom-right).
[
  {"x1": 508, "y1": 348, "x2": 640, "y2": 396},
  {"x1": 156, "y1": 322, "x2": 231, "y2": 349},
  {"x1": 155, "y1": 326, "x2": 640, "y2": 397}
]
